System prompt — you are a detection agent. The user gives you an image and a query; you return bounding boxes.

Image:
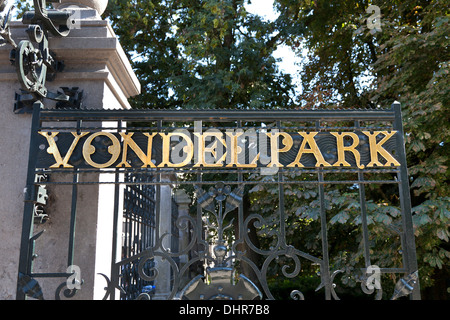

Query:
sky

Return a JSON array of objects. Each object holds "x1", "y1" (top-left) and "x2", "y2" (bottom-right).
[{"x1": 246, "y1": 0, "x2": 303, "y2": 95}]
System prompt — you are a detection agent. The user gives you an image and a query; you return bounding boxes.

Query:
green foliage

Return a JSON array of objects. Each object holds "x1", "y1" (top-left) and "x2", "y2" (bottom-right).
[
  {"x1": 102, "y1": 0, "x2": 448, "y2": 298},
  {"x1": 272, "y1": 0, "x2": 450, "y2": 297},
  {"x1": 105, "y1": 0, "x2": 296, "y2": 109}
]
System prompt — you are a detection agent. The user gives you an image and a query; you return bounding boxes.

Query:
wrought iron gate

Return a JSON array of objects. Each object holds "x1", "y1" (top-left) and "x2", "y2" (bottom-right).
[
  {"x1": 16, "y1": 102, "x2": 420, "y2": 300},
  {"x1": 120, "y1": 172, "x2": 156, "y2": 300}
]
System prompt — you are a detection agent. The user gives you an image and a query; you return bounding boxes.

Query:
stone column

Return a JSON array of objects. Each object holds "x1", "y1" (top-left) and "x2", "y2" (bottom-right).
[
  {"x1": 174, "y1": 189, "x2": 192, "y2": 286},
  {"x1": 153, "y1": 173, "x2": 175, "y2": 300},
  {"x1": 0, "y1": 0, "x2": 140, "y2": 299},
  {"x1": 173, "y1": 190, "x2": 191, "y2": 265}
]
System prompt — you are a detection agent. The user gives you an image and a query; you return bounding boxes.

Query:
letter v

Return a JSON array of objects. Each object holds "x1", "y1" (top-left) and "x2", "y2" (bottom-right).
[{"x1": 39, "y1": 132, "x2": 88, "y2": 168}]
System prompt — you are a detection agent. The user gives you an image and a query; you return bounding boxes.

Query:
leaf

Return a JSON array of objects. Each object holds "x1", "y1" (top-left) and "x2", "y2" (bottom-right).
[
  {"x1": 330, "y1": 211, "x2": 350, "y2": 224},
  {"x1": 296, "y1": 206, "x2": 320, "y2": 221},
  {"x1": 410, "y1": 176, "x2": 436, "y2": 189},
  {"x1": 410, "y1": 140, "x2": 425, "y2": 152},
  {"x1": 352, "y1": 214, "x2": 374, "y2": 225},
  {"x1": 249, "y1": 184, "x2": 263, "y2": 193},
  {"x1": 373, "y1": 212, "x2": 392, "y2": 225},
  {"x1": 412, "y1": 213, "x2": 432, "y2": 227},
  {"x1": 436, "y1": 229, "x2": 449, "y2": 242},
  {"x1": 440, "y1": 207, "x2": 450, "y2": 220}
]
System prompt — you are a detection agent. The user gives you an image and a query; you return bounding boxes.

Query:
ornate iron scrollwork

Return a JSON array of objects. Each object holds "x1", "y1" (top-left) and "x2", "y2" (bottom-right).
[
  {"x1": 1, "y1": 0, "x2": 74, "y2": 108},
  {"x1": 15, "y1": 0, "x2": 72, "y2": 100},
  {"x1": 33, "y1": 174, "x2": 49, "y2": 224},
  {"x1": 179, "y1": 267, "x2": 262, "y2": 300},
  {"x1": 0, "y1": 0, "x2": 16, "y2": 48}
]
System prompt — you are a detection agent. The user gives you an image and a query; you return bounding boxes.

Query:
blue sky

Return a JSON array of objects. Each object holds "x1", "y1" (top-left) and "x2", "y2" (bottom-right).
[{"x1": 246, "y1": 0, "x2": 303, "y2": 95}]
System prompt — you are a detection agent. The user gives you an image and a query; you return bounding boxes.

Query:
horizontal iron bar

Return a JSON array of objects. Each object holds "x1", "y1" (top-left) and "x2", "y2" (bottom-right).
[
  {"x1": 38, "y1": 108, "x2": 397, "y2": 122},
  {"x1": 34, "y1": 179, "x2": 400, "y2": 186},
  {"x1": 35, "y1": 168, "x2": 399, "y2": 174},
  {"x1": 359, "y1": 268, "x2": 406, "y2": 274},
  {"x1": 30, "y1": 272, "x2": 73, "y2": 278},
  {"x1": 38, "y1": 125, "x2": 396, "y2": 132}
]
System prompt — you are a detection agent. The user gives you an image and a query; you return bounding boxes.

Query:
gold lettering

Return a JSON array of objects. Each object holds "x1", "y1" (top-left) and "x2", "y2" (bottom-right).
[
  {"x1": 117, "y1": 132, "x2": 157, "y2": 168},
  {"x1": 225, "y1": 131, "x2": 243, "y2": 167},
  {"x1": 83, "y1": 132, "x2": 121, "y2": 168},
  {"x1": 287, "y1": 132, "x2": 331, "y2": 167},
  {"x1": 363, "y1": 131, "x2": 400, "y2": 167},
  {"x1": 330, "y1": 132, "x2": 364, "y2": 169},
  {"x1": 266, "y1": 132, "x2": 293, "y2": 167},
  {"x1": 39, "y1": 129, "x2": 396, "y2": 170},
  {"x1": 39, "y1": 131, "x2": 88, "y2": 168},
  {"x1": 158, "y1": 132, "x2": 193, "y2": 167},
  {"x1": 224, "y1": 131, "x2": 260, "y2": 167},
  {"x1": 193, "y1": 131, "x2": 227, "y2": 167}
]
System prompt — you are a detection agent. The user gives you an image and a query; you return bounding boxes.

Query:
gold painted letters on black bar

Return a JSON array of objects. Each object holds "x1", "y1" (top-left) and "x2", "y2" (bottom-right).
[{"x1": 37, "y1": 130, "x2": 400, "y2": 169}]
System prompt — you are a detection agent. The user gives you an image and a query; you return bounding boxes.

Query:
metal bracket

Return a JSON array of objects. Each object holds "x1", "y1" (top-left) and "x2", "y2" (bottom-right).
[
  {"x1": 55, "y1": 87, "x2": 84, "y2": 109},
  {"x1": 14, "y1": 87, "x2": 84, "y2": 113},
  {"x1": 1, "y1": 0, "x2": 77, "y2": 111},
  {"x1": 23, "y1": 174, "x2": 49, "y2": 223},
  {"x1": 18, "y1": 272, "x2": 44, "y2": 300},
  {"x1": 14, "y1": 91, "x2": 36, "y2": 114}
]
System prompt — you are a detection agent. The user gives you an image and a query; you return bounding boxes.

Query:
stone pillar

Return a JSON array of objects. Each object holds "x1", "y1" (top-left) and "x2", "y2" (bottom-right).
[
  {"x1": 153, "y1": 174, "x2": 175, "y2": 300},
  {"x1": 173, "y1": 190, "x2": 191, "y2": 265},
  {"x1": 0, "y1": 11, "x2": 35, "y2": 301},
  {"x1": 0, "y1": 0, "x2": 140, "y2": 299},
  {"x1": 174, "y1": 189, "x2": 192, "y2": 286}
]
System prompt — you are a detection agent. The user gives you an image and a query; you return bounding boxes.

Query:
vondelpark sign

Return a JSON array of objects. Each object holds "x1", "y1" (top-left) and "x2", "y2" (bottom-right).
[{"x1": 36, "y1": 127, "x2": 400, "y2": 170}]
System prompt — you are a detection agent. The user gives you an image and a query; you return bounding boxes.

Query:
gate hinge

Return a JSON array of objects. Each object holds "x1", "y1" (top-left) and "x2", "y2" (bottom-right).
[
  {"x1": 24, "y1": 184, "x2": 48, "y2": 205},
  {"x1": 24, "y1": 174, "x2": 49, "y2": 204}
]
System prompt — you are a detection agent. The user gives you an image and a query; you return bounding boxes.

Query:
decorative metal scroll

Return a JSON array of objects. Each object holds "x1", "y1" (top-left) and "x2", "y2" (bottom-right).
[
  {"x1": 0, "y1": 0, "x2": 16, "y2": 48},
  {"x1": 0, "y1": 0, "x2": 74, "y2": 104},
  {"x1": 179, "y1": 267, "x2": 262, "y2": 300}
]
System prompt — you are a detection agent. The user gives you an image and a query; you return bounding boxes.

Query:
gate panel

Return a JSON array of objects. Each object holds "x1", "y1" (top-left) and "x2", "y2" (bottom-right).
[{"x1": 16, "y1": 103, "x2": 420, "y2": 300}]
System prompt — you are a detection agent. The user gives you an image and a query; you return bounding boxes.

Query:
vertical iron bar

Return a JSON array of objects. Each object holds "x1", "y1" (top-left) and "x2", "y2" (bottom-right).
[
  {"x1": 67, "y1": 170, "x2": 78, "y2": 266},
  {"x1": 109, "y1": 119, "x2": 123, "y2": 300},
  {"x1": 318, "y1": 170, "x2": 331, "y2": 300},
  {"x1": 155, "y1": 120, "x2": 162, "y2": 245},
  {"x1": 358, "y1": 171, "x2": 371, "y2": 267},
  {"x1": 196, "y1": 172, "x2": 203, "y2": 266},
  {"x1": 67, "y1": 120, "x2": 82, "y2": 267},
  {"x1": 16, "y1": 102, "x2": 43, "y2": 299},
  {"x1": 392, "y1": 101, "x2": 421, "y2": 300},
  {"x1": 127, "y1": 195, "x2": 132, "y2": 258},
  {"x1": 236, "y1": 120, "x2": 245, "y2": 266},
  {"x1": 355, "y1": 120, "x2": 371, "y2": 267},
  {"x1": 316, "y1": 120, "x2": 331, "y2": 300},
  {"x1": 276, "y1": 121, "x2": 287, "y2": 247}
]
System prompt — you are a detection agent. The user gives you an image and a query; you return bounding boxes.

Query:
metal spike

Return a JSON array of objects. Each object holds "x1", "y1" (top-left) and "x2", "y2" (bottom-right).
[{"x1": 390, "y1": 270, "x2": 419, "y2": 300}]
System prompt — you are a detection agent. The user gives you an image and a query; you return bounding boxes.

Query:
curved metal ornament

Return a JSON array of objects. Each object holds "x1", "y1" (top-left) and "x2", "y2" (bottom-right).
[
  {"x1": 179, "y1": 267, "x2": 262, "y2": 300},
  {"x1": 16, "y1": 40, "x2": 48, "y2": 98},
  {"x1": 0, "y1": 2, "x2": 16, "y2": 48},
  {"x1": 12, "y1": 0, "x2": 72, "y2": 100},
  {"x1": 30, "y1": 0, "x2": 71, "y2": 38}
]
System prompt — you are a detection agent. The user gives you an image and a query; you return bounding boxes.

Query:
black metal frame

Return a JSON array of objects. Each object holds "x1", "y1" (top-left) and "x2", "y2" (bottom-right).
[
  {"x1": 16, "y1": 102, "x2": 420, "y2": 300},
  {"x1": 120, "y1": 172, "x2": 156, "y2": 300}
]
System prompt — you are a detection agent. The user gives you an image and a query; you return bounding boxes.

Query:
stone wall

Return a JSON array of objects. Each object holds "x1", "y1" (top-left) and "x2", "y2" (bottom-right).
[{"x1": 0, "y1": 2, "x2": 140, "y2": 299}]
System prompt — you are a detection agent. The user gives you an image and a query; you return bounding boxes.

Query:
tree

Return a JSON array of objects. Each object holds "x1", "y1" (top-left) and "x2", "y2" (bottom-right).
[
  {"x1": 105, "y1": 0, "x2": 296, "y2": 109},
  {"x1": 272, "y1": 0, "x2": 449, "y2": 298}
]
